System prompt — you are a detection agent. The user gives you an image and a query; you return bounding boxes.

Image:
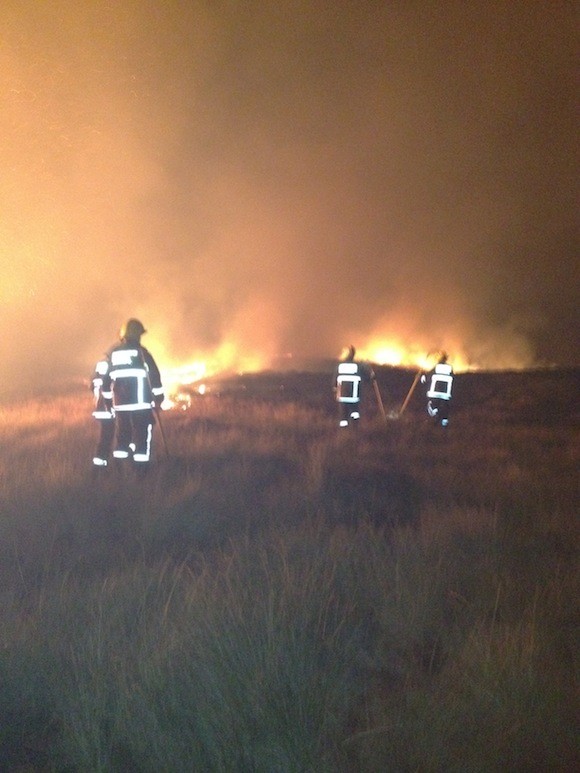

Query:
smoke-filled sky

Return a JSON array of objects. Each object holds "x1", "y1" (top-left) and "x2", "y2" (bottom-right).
[{"x1": 1, "y1": 0, "x2": 578, "y2": 391}]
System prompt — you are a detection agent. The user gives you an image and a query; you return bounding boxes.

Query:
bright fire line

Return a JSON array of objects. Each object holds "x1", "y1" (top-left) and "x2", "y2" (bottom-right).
[{"x1": 158, "y1": 338, "x2": 471, "y2": 408}]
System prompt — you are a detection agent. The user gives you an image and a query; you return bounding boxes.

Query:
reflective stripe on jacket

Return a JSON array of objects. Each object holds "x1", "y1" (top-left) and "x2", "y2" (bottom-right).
[
  {"x1": 336, "y1": 362, "x2": 362, "y2": 403},
  {"x1": 107, "y1": 344, "x2": 164, "y2": 411},
  {"x1": 426, "y1": 363, "x2": 453, "y2": 400}
]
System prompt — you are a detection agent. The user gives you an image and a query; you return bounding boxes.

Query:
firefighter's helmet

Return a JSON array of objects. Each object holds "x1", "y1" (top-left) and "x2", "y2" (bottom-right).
[
  {"x1": 438, "y1": 350, "x2": 448, "y2": 363},
  {"x1": 120, "y1": 318, "x2": 146, "y2": 341},
  {"x1": 342, "y1": 344, "x2": 356, "y2": 361}
]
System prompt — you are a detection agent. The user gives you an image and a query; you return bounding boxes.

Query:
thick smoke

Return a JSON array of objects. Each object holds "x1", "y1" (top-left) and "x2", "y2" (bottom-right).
[{"x1": 0, "y1": 1, "x2": 577, "y2": 395}]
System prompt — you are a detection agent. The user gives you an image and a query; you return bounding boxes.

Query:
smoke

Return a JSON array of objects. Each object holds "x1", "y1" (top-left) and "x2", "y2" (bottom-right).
[{"x1": 0, "y1": 0, "x2": 577, "y2": 395}]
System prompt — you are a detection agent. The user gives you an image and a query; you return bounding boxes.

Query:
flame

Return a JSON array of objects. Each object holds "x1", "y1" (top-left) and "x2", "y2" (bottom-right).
[
  {"x1": 152, "y1": 336, "x2": 270, "y2": 406},
  {"x1": 158, "y1": 335, "x2": 473, "y2": 404},
  {"x1": 157, "y1": 336, "x2": 469, "y2": 409},
  {"x1": 354, "y1": 337, "x2": 471, "y2": 373},
  {"x1": 145, "y1": 317, "x2": 527, "y2": 410}
]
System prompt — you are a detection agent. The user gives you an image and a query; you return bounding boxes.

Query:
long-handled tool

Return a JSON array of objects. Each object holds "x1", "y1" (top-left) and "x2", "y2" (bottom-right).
[
  {"x1": 398, "y1": 369, "x2": 423, "y2": 417},
  {"x1": 372, "y1": 378, "x2": 387, "y2": 422},
  {"x1": 138, "y1": 348, "x2": 170, "y2": 458},
  {"x1": 153, "y1": 403, "x2": 169, "y2": 458}
]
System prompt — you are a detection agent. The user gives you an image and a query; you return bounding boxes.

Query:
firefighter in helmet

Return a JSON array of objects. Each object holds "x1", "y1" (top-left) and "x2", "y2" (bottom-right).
[
  {"x1": 95, "y1": 318, "x2": 165, "y2": 473},
  {"x1": 421, "y1": 351, "x2": 454, "y2": 427},
  {"x1": 333, "y1": 345, "x2": 376, "y2": 428}
]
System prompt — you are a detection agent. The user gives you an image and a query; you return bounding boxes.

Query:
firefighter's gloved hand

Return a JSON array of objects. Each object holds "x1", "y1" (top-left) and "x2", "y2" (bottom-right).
[{"x1": 420, "y1": 374, "x2": 426, "y2": 383}]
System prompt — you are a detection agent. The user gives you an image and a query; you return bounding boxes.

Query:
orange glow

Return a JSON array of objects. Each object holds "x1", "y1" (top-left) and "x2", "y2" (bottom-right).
[
  {"x1": 153, "y1": 336, "x2": 270, "y2": 401},
  {"x1": 149, "y1": 324, "x2": 521, "y2": 408},
  {"x1": 157, "y1": 336, "x2": 468, "y2": 407},
  {"x1": 0, "y1": 1, "x2": 575, "y2": 399},
  {"x1": 356, "y1": 338, "x2": 471, "y2": 373},
  {"x1": 126, "y1": 302, "x2": 533, "y2": 409}
]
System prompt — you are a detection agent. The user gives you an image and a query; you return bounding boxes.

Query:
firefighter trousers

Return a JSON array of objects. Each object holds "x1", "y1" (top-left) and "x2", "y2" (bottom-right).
[{"x1": 114, "y1": 409, "x2": 155, "y2": 463}]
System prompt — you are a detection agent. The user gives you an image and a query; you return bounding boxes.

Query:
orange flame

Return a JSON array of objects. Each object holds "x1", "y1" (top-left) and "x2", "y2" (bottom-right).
[
  {"x1": 356, "y1": 337, "x2": 471, "y2": 372},
  {"x1": 145, "y1": 316, "x2": 528, "y2": 409},
  {"x1": 151, "y1": 337, "x2": 269, "y2": 406}
]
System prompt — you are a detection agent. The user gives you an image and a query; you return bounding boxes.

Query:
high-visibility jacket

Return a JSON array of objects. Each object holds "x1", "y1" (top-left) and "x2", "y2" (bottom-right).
[
  {"x1": 335, "y1": 361, "x2": 364, "y2": 403},
  {"x1": 102, "y1": 344, "x2": 164, "y2": 412},
  {"x1": 426, "y1": 362, "x2": 453, "y2": 400}
]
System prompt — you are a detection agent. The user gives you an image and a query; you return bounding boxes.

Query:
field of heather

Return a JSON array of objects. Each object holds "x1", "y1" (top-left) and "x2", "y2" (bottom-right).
[{"x1": 0, "y1": 366, "x2": 578, "y2": 771}]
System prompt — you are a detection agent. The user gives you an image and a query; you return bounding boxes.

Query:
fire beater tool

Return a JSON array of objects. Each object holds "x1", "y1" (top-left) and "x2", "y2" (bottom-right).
[
  {"x1": 152, "y1": 402, "x2": 169, "y2": 458},
  {"x1": 372, "y1": 378, "x2": 388, "y2": 422},
  {"x1": 138, "y1": 348, "x2": 170, "y2": 459},
  {"x1": 397, "y1": 369, "x2": 423, "y2": 417}
]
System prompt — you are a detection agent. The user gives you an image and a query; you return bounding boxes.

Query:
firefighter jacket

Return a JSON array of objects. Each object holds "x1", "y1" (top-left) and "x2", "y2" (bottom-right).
[
  {"x1": 101, "y1": 343, "x2": 164, "y2": 412},
  {"x1": 425, "y1": 362, "x2": 453, "y2": 400},
  {"x1": 334, "y1": 361, "x2": 375, "y2": 403},
  {"x1": 91, "y1": 358, "x2": 114, "y2": 419}
]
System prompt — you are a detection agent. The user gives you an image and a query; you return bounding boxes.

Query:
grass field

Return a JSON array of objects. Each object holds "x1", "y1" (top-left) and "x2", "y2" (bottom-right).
[{"x1": 0, "y1": 366, "x2": 578, "y2": 771}]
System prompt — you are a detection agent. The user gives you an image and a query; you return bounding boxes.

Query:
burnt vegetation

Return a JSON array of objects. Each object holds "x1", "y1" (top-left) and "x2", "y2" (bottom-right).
[{"x1": 0, "y1": 366, "x2": 578, "y2": 771}]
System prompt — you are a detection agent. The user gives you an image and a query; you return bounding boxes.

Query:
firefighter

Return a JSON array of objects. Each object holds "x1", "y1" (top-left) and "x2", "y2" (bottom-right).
[
  {"x1": 333, "y1": 345, "x2": 376, "y2": 428},
  {"x1": 421, "y1": 351, "x2": 454, "y2": 426},
  {"x1": 91, "y1": 357, "x2": 115, "y2": 467},
  {"x1": 100, "y1": 318, "x2": 165, "y2": 474}
]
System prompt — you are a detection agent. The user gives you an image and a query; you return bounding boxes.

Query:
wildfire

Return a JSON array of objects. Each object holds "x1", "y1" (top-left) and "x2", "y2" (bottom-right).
[
  {"x1": 146, "y1": 312, "x2": 535, "y2": 411},
  {"x1": 156, "y1": 336, "x2": 475, "y2": 410},
  {"x1": 157, "y1": 339, "x2": 270, "y2": 408},
  {"x1": 355, "y1": 338, "x2": 471, "y2": 373}
]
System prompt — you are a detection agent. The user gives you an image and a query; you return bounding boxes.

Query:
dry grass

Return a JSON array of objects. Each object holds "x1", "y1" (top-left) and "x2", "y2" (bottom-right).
[{"x1": 0, "y1": 368, "x2": 578, "y2": 770}]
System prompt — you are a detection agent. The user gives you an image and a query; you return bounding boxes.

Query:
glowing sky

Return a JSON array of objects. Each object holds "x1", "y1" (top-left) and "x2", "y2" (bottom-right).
[{"x1": 0, "y1": 1, "x2": 577, "y2": 391}]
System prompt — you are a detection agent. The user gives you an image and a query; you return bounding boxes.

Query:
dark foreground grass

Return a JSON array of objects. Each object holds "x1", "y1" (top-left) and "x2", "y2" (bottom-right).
[{"x1": 0, "y1": 368, "x2": 578, "y2": 771}]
